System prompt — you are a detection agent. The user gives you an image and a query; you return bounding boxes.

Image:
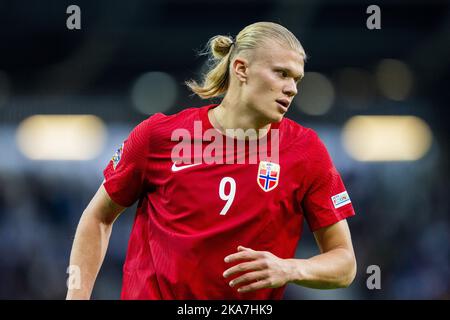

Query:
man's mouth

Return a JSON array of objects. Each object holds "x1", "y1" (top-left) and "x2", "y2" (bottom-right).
[{"x1": 276, "y1": 99, "x2": 290, "y2": 110}]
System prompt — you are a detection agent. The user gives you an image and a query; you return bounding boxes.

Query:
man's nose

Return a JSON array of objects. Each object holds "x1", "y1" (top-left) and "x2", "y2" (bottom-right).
[{"x1": 283, "y1": 80, "x2": 298, "y2": 97}]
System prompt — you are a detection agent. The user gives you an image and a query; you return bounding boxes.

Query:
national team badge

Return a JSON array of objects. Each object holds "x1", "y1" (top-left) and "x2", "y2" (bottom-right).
[
  {"x1": 112, "y1": 143, "x2": 124, "y2": 170},
  {"x1": 257, "y1": 161, "x2": 280, "y2": 192}
]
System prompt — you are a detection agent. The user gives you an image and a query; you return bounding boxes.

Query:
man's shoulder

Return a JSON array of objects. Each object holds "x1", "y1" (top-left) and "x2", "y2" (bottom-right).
[
  {"x1": 283, "y1": 118, "x2": 333, "y2": 165},
  {"x1": 279, "y1": 117, "x2": 317, "y2": 144},
  {"x1": 139, "y1": 104, "x2": 210, "y2": 135},
  {"x1": 147, "y1": 105, "x2": 203, "y2": 126}
]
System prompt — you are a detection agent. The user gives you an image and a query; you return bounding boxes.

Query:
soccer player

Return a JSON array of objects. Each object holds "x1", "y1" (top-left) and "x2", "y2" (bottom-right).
[{"x1": 66, "y1": 22, "x2": 356, "y2": 300}]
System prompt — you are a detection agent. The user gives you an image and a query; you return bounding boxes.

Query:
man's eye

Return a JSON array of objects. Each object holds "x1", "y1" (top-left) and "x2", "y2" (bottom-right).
[{"x1": 278, "y1": 70, "x2": 288, "y2": 77}]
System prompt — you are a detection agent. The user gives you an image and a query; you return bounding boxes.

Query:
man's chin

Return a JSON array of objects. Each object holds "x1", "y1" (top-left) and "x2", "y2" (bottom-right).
[
  {"x1": 253, "y1": 107, "x2": 284, "y2": 124},
  {"x1": 268, "y1": 112, "x2": 284, "y2": 123}
]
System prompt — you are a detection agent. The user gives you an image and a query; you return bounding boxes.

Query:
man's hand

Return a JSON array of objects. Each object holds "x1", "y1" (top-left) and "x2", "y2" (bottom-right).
[{"x1": 223, "y1": 246, "x2": 292, "y2": 293}]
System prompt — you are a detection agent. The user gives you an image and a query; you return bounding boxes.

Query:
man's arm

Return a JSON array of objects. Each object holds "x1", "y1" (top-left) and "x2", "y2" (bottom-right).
[
  {"x1": 288, "y1": 219, "x2": 357, "y2": 289},
  {"x1": 66, "y1": 184, "x2": 126, "y2": 300},
  {"x1": 223, "y1": 220, "x2": 356, "y2": 293}
]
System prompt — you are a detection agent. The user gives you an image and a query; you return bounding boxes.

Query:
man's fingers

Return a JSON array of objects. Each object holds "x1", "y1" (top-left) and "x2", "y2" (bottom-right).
[
  {"x1": 228, "y1": 270, "x2": 267, "y2": 288},
  {"x1": 237, "y1": 279, "x2": 272, "y2": 293},
  {"x1": 237, "y1": 245, "x2": 253, "y2": 251},
  {"x1": 224, "y1": 250, "x2": 258, "y2": 264},
  {"x1": 223, "y1": 261, "x2": 264, "y2": 278}
]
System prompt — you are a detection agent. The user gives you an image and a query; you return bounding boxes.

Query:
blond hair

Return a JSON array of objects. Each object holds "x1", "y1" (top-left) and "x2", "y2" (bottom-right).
[{"x1": 186, "y1": 22, "x2": 306, "y2": 99}]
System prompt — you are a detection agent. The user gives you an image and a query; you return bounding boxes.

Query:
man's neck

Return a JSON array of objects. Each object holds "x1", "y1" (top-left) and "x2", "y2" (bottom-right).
[{"x1": 209, "y1": 102, "x2": 271, "y2": 140}]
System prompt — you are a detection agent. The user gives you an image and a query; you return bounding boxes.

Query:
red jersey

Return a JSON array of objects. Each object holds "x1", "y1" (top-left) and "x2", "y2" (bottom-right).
[{"x1": 103, "y1": 104, "x2": 355, "y2": 300}]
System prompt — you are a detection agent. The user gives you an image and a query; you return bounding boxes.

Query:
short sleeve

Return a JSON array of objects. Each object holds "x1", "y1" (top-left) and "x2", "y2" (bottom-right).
[
  {"x1": 103, "y1": 117, "x2": 154, "y2": 207},
  {"x1": 301, "y1": 132, "x2": 355, "y2": 232}
]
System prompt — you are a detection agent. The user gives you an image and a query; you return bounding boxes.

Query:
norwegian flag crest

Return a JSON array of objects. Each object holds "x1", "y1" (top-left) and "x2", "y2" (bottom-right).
[{"x1": 257, "y1": 161, "x2": 280, "y2": 192}]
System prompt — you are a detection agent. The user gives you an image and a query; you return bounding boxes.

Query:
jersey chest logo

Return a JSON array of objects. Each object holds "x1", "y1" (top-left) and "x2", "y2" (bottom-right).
[{"x1": 257, "y1": 161, "x2": 280, "y2": 192}]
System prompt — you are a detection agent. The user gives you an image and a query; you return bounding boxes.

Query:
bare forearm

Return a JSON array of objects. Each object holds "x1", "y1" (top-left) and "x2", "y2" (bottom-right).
[
  {"x1": 287, "y1": 248, "x2": 356, "y2": 289},
  {"x1": 66, "y1": 212, "x2": 113, "y2": 299}
]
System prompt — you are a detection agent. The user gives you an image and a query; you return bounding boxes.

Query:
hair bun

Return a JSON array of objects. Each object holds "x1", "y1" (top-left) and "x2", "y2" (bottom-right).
[{"x1": 210, "y1": 35, "x2": 234, "y2": 59}]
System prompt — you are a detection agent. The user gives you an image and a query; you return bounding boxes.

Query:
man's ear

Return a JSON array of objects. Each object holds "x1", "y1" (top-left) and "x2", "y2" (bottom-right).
[{"x1": 231, "y1": 57, "x2": 249, "y2": 83}]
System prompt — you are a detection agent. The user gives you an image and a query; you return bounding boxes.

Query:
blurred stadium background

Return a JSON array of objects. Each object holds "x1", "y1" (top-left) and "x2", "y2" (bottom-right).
[{"x1": 0, "y1": 0, "x2": 448, "y2": 299}]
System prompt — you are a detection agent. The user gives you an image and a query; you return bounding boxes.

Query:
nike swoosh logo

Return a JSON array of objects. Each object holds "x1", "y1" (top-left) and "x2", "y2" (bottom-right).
[{"x1": 171, "y1": 162, "x2": 202, "y2": 172}]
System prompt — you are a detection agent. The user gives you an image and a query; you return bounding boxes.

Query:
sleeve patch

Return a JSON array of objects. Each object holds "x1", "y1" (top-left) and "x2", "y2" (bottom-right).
[
  {"x1": 331, "y1": 191, "x2": 351, "y2": 209},
  {"x1": 112, "y1": 143, "x2": 124, "y2": 170}
]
